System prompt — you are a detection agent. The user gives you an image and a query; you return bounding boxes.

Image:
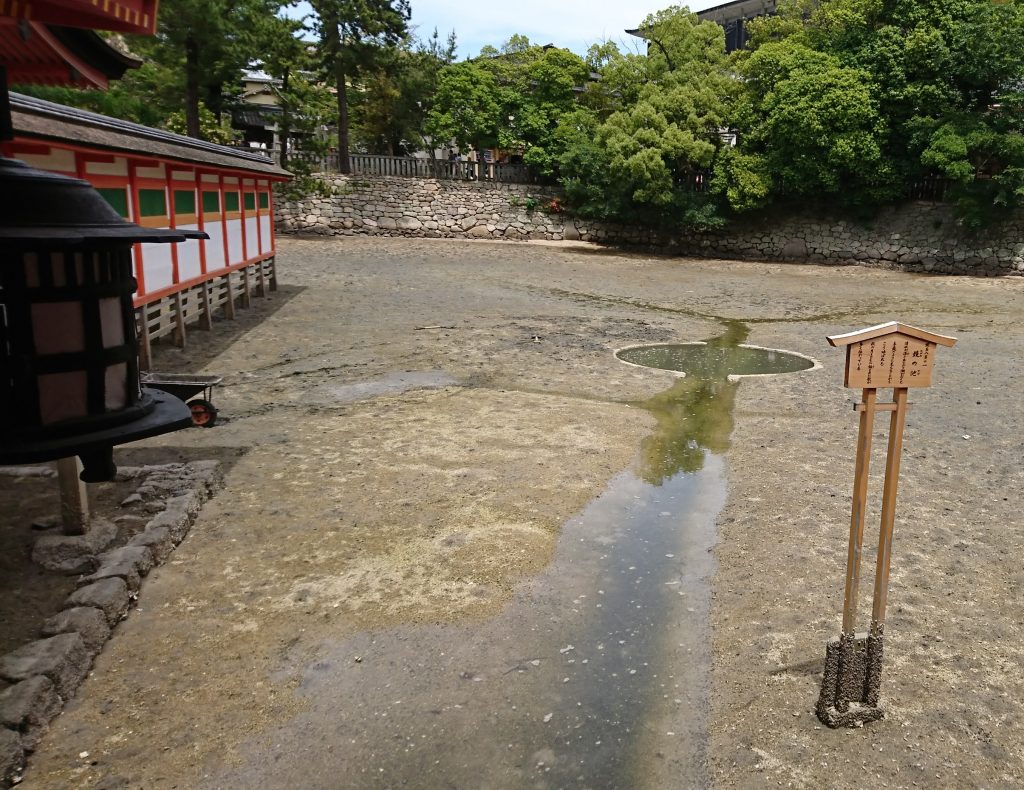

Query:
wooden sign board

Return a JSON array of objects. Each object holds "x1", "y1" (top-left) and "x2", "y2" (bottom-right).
[{"x1": 827, "y1": 322, "x2": 956, "y2": 389}]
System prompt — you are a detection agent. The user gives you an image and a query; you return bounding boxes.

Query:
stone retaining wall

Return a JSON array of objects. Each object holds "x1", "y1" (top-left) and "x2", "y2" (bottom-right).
[
  {"x1": 0, "y1": 462, "x2": 222, "y2": 787},
  {"x1": 276, "y1": 174, "x2": 1024, "y2": 276}
]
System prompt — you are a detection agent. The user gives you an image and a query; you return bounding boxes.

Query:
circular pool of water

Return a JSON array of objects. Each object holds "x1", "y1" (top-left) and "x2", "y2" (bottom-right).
[{"x1": 616, "y1": 343, "x2": 816, "y2": 379}]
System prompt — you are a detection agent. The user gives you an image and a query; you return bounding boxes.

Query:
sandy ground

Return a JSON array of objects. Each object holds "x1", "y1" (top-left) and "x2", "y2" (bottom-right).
[{"x1": 7, "y1": 237, "x2": 1023, "y2": 789}]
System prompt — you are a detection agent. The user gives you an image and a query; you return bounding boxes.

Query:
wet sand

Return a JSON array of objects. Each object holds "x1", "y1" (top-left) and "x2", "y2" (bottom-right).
[{"x1": 9, "y1": 237, "x2": 1024, "y2": 788}]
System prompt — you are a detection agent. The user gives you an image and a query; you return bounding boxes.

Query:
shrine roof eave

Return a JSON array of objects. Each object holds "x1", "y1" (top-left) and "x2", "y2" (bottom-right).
[
  {"x1": 0, "y1": 0, "x2": 161, "y2": 35},
  {"x1": 0, "y1": 20, "x2": 141, "y2": 88}
]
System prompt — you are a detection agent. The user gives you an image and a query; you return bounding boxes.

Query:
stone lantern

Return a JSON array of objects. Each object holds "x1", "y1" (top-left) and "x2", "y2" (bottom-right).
[{"x1": 0, "y1": 156, "x2": 203, "y2": 481}]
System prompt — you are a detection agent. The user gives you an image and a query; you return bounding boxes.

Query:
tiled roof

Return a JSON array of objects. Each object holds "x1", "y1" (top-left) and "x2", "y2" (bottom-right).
[{"x1": 10, "y1": 92, "x2": 290, "y2": 177}]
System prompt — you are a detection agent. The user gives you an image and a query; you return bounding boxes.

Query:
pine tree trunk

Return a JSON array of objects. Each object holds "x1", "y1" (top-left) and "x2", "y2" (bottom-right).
[
  {"x1": 335, "y1": 62, "x2": 351, "y2": 174},
  {"x1": 184, "y1": 36, "x2": 201, "y2": 139},
  {"x1": 280, "y1": 69, "x2": 291, "y2": 169},
  {"x1": 320, "y1": 8, "x2": 351, "y2": 174}
]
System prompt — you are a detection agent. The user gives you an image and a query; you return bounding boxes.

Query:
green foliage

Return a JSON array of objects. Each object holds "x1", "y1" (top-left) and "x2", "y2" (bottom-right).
[
  {"x1": 730, "y1": 0, "x2": 1024, "y2": 225},
  {"x1": 12, "y1": 71, "x2": 166, "y2": 127},
  {"x1": 351, "y1": 28, "x2": 458, "y2": 155},
  {"x1": 309, "y1": 0, "x2": 411, "y2": 168},
  {"x1": 555, "y1": 6, "x2": 733, "y2": 230},
  {"x1": 710, "y1": 147, "x2": 772, "y2": 212},
  {"x1": 126, "y1": 0, "x2": 275, "y2": 137},
  {"x1": 510, "y1": 47, "x2": 591, "y2": 174},
  {"x1": 427, "y1": 36, "x2": 590, "y2": 174},
  {"x1": 277, "y1": 173, "x2": 336, "y2": 202},
  {"x1": 725, "y1": 40, "x2": 893, "y2": 207},
  {"x1": 425, "y1": 61, "x2": 503, "y2": 152},
  {"x1": 165, "y1": 102, "x2": 239, "y2": 144}
]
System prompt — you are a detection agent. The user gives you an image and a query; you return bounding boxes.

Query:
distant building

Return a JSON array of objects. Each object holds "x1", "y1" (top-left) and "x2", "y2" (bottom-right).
[
  {"x1": 697, "y1": 0, "x2": 777, "y2": 52},
  {"x1": 232, "y1": 70, "x2": 282, "y2": 152},
  {"x1": 627, "y1": 0, "x2": 778, "y2": 54}
]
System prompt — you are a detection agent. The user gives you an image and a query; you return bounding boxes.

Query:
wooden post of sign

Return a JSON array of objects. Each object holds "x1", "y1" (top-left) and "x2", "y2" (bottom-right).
[
  {"x1": 816, "y1": 322, "x2": 956, "y2": 729},
  {"x1": 841, "y1": 387, "x2": 877, "y2": 636},
  {"x1": 871, "y1": 387, "x2": 909, "y2": 627}
]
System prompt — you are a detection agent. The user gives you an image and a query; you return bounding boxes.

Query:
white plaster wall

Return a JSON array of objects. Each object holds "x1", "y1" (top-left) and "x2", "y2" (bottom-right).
[{"x1": 203, "y1": 224, "x2": 227, "y2": 271}]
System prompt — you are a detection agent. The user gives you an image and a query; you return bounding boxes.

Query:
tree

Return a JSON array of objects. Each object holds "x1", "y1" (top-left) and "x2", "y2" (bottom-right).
[
  {"x1": 718, "y1": 39, "x2": 890, "y2": 210},
  {"x1": 577, "y1": 41, "x2": 644, "y2": 119},
  {"x1": 556, "y1": 6, "x2": 735, "y2": 229},
  {"x1": 732, "y1": 0, "x2": 1024, "y2": 224},
  {"x1": 309, "y1": 0, "x2": 410, "y2": 173},
  {"x1": 165, "y1": 102, "x2": 240, "y2": 144},
  {"x1": 246, "y1": 9, "x2": 331, "y2": 169},
  {"x1": 426, "y1": 36, "x2": 589, "y2": 174},
  {"x1": 133, "y1": 0, "x2": 265, "y2": 138},
  {"x1": 351, "y1": 28, "x2": 457, "y2": 156},
  {"x1": 425, "y1": 61, "x2": 503, "y2": 154},
  {"x1": 496, "y1": 44, "x2": 590, "y2": 174}
]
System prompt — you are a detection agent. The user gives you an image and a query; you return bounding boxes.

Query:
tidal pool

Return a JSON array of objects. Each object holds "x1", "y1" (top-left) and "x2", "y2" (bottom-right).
[
  {"x1": 207, "y1": 322, "x2": 818, "y2": 790},
  {"x1": 616, "y1": 340, "x2": 816, "y2": 380}
]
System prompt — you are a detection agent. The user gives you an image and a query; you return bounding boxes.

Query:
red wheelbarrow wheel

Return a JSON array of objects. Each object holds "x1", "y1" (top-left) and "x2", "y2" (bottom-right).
[{"x1": 188, "y1": 399, "x2": 218, "y2": 427}]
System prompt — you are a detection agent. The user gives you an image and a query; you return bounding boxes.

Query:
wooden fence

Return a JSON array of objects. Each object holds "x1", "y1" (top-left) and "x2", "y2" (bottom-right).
[
  {"x1": 136, "y1": 257, "x2": 277, "y2": 370},
  {"x1": 286, "y1": 151, "x2": 549, "y2": 185},
  {"x1": 284, "y1": 150, "x2": 964, "y2": 202}
]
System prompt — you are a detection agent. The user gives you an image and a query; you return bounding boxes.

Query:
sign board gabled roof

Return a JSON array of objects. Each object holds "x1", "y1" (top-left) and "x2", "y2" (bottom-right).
[{"x1": 827, "y1": 322, "x2": 957, "y2": 348}]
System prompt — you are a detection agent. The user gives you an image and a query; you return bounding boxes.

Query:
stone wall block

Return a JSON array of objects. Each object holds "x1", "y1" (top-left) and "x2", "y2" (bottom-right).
[
  {"x1": 77, "y1": 546, "x2": 154, "y2": 592},
  {"x1": 0, "y1": 728, "x2": 24, "y2": 787},
  {"x1": 145, "y1": 492, "x2": 201, "y2": 543},
  {"x1": 0, "y1": 676, "x2": 61, "y2": 751},
  {"x1": 0, "y1": 635, "x2": 90, "y2": 698},
  {"x1": 31, "y1": 519, "x2": 118, "y2": 575},
  {"x1": 128, "y1": 526, "x2": 174, "y2": 564},
  {"x1": 39, "y1": 606, "x2": 110, "y2": 657},
  {"x1": 278, "y1": 173, "x2": 1023, "y2": 276},
  {"x1": 66, "y1": 578, "x2": 129, "y2": 627}
]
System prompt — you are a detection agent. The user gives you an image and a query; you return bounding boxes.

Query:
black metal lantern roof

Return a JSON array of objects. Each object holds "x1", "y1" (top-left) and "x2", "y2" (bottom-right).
[{"x1": 0, "y1": 156, "x2": 207, "y2": 246}]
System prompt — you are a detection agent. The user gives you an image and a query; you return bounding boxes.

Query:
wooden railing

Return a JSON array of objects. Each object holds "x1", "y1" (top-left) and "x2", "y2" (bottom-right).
[
  {"x1": 284, "y1": 151, "x2": 549, "y2": 184},
  {"x1": 904, "y1": 174, "x2": 955, "y2": 202},
  {"x1": 281, "y1": 150, "x2": 963, "y2": 203}
]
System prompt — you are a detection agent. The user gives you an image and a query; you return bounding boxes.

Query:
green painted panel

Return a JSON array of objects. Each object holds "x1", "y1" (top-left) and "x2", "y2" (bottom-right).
[
  {"x1": 244, "y1": 192, "x2": 256, "y2": 211},
  {"x1": 174, "y1": 190, "x2": 196, "y2": 215},
  {"x1": 138, "y1": 188, "x2": 167, "y2": 217},
  {"x1": 97, "y1": 187, "x2": 129, "y2": 218},
  {"x1": 258, "y1": 192, "x2": 270, "y2": 209},
  {"x1": 202, "y1": 191, "x2": 220, "y2": 213},
  {"x1": 224, "y1": 191, "x2": 240, "y2": 212}
]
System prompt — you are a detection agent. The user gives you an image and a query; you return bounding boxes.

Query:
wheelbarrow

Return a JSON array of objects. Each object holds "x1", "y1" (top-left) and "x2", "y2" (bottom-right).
[{"x1": 142, "y1": 373, "x2": 223, "y2": 427}]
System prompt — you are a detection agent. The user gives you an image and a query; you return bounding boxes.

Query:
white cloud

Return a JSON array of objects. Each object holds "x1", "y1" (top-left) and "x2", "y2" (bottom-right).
[{"x1": 409, "y1": 1, "x2": 725, "y2": 60}]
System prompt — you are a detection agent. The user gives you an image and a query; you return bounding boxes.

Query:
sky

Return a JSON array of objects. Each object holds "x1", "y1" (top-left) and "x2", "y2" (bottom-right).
[
  {"x1": 290, "y1": 1, "x2": 725, "y2": 61},
  {"x1": 408, "y1": 1, "x2": 724, "y2": 60}
]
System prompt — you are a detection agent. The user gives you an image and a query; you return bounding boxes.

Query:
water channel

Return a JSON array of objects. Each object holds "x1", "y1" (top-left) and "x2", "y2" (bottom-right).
[{"x1": 209, "y1": 322, "x2": 815, "y2": 789}]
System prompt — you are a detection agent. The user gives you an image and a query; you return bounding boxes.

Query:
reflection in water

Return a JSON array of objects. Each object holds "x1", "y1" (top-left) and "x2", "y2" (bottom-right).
[
  {"x1": 209, "y1": 323, "x2": 816, "y2": 790},
  {"x1": 636, "y1": 377, "x2": 738, "y2": 483},
  {"x1": 622, "y1": 323, "x2": 813, "y2": 484}
]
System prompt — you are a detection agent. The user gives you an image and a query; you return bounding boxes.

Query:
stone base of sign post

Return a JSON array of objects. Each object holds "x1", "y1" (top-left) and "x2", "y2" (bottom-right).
[{"x1": 816, "y1": 632, "x2": 885, "y2": 727}]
